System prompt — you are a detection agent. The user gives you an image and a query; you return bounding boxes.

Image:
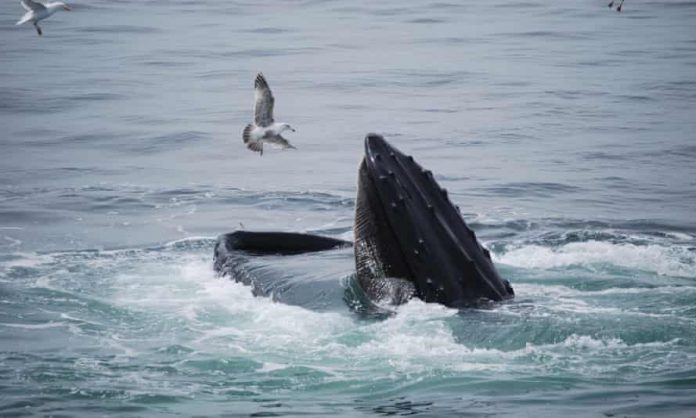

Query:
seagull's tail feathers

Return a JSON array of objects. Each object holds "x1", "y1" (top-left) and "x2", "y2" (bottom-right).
[
  {"x1": 247, "y1": 142, "x2": 263, "y2": 155},
  {"x1": 16, "y1": 12, "x2": 32, "y2": 26},
  {"x1": 243, "y1": 124, "x2": 263, "y2": 155},
  {"x1": 242, "y1": 124, "x2": 253, "y2": 144}
]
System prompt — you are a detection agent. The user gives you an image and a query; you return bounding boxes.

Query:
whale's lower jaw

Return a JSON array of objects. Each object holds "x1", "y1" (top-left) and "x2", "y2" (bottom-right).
[{"x1": 355, "y1": 134, "x2": 513, "y2": 307}]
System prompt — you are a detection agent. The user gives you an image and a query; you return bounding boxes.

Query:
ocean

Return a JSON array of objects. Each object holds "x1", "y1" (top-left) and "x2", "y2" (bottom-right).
[{"x1": 1, "y1": 0, "x2": 695, "y2": 416}]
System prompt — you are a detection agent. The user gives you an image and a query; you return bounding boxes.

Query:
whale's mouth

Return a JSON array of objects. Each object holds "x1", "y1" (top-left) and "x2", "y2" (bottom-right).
[
  {"x1": 213, "y1": 133, "x2": 513, "y2": 308},
  {"x1": 355, "y1": 134, "x2": 513, "y2": 306}
]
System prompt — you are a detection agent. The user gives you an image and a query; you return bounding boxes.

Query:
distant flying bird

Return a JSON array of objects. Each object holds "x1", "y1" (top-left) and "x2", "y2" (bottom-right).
[
  {"x1": 242, "y1": 73, "x2": 296, "y2": 156},
  {"x1": 608, "y1": 0, "x2": 624, "y2": 12},
  {"x1": 16, "y1": 0, "x2": 71, "y2": 36}
]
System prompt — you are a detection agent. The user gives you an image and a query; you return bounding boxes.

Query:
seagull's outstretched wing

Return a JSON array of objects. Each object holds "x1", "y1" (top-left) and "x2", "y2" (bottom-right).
[
  {"x1": 16, "y1": 11, "x2": 33, "y2": 25},
  {"x1": 21, "y1": 0, "x2": 46, "y2": 12},
  {"x1": 254, "y1": 73, "x2": 274, "y2": 128},
  {"x1": 266, "y1": 135, "x2": 296, "y2": 150}
]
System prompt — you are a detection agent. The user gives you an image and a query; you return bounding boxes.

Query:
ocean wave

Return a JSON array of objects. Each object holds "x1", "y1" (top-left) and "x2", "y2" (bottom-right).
[{"x1": 496, "y1": 240, "x2": 696, "y2": 278}]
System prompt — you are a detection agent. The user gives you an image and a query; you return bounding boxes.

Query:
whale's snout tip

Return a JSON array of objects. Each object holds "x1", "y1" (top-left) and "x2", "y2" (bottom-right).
[
  {"x1": 365, "y1": 133, "x2": 385, "y2": 147},
  {"x1": 364, "y1": 133, "x2": 392, "y2": 160}
]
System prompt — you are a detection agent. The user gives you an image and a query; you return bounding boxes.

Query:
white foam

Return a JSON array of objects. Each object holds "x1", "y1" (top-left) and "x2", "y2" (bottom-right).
[
  {"x1": 665, "y1": 231, "x2": 693, "y2": 241},
  {"x1": 160, "y1": 236, "x2": 215, "y2": 248},
  {"x1": 515, "y1": 282, "x2": 696, "y2": 298},
  {"x1": 496, "y1": 283, "x2": 694, "y2": 321},
  {"x1": 2, "y1": 236, "x2": 22, "y2": 247},
  {"x1": 560, "y1": 334, "x2": 626, "y2": 350},
  {"x1": 496, "y1": 241, "x2": 696, "y2": 277},
  {"x1": 330, "y1": 300, "x2": 522, "y2": 373},
  {"x1": 526, "y1": 334, "x2": 681, "y2": 353},
  {"x1": 108, "y1": 255, "x2": 519, "y2": 373},
  {"x1": 2, "y1": 252, "x2": 55, "y2": 269},
  {"x1": 110, "y1": 255, "x2": 354, "y2": 359},
  {"x1": 97, "y1": 243, "x2": 694, "y2": 378},
  {"x1": 259, "y1": 362, "x2": 288, "y2": 373},
  {"x1": 0, "y1": 321, "x2": 66, "y2": 330}
]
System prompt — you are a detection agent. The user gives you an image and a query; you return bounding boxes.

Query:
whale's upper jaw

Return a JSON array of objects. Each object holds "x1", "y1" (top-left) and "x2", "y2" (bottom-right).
[{"x1": 356, "y1": 134, "x2": 513, "y2": 307}]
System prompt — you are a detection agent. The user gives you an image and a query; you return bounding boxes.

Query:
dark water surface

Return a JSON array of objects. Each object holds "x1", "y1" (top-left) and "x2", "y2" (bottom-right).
[{"x1": 1, "y1": 0, "x2": 695, "y2": 416}]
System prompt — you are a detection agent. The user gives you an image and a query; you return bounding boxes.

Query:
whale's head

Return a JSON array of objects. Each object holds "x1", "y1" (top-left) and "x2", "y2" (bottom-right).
[{"x1": 354, "y1": 134, "x2": 513, "y2": 307}]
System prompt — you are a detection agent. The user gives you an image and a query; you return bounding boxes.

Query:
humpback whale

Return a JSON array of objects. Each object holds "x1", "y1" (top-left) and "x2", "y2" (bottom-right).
[{"x1": 214, "y1": 134, "x2": 514, "y2": 308}]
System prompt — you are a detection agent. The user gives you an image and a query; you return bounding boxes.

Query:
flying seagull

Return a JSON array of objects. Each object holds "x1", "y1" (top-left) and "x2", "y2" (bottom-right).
[
  {"x1": 608, "y1": 0, "x2": 624, "y2": 12},
  {"x1": 16, "y1": 0, "x2": 71, "y2": 36},
  {"x1": 242, "y1": 73, "x2": 296, "y2": 156}
]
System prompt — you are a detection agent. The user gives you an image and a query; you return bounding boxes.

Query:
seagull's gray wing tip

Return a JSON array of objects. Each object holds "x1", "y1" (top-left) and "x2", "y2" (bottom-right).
[{"x1": 255, "y1": 73, "x2": 269, "y2": 90}]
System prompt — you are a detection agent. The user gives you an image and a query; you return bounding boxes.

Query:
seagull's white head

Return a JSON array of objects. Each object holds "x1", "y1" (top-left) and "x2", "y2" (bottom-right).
[{"x1": 280, "y1": 123, "x2": 295, "y2": 133}]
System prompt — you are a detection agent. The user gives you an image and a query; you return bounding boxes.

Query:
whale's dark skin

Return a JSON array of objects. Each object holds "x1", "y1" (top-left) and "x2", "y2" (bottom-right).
[{"x1": 214, "y1": 134, "x2": 513, "y2": 308}]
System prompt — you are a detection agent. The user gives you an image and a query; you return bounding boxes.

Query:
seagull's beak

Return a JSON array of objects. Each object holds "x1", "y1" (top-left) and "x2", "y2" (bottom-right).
[{"x1": 63, "y1": 5, "x2": 71, "y2": 11}]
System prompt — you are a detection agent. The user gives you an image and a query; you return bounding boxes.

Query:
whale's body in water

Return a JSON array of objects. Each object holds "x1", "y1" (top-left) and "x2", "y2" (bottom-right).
[{"x1": 214, "y1": 134, "x2": 513, "y2": 308}]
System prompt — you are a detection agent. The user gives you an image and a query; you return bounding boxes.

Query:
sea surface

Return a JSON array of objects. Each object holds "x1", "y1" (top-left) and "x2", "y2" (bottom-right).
[{"x1": 1, "y1": 0, "x2": 696, "y2": 416}]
